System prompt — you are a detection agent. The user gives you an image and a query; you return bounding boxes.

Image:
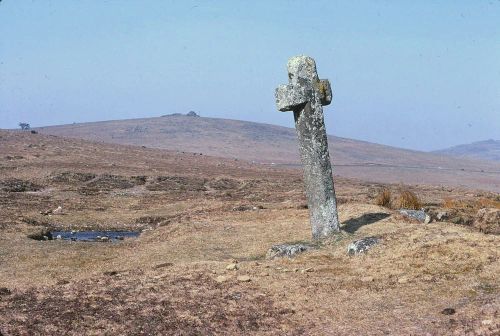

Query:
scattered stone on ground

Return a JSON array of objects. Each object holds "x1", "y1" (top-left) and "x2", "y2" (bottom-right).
[
  {"x1": 473, "y1": 208, "x2": 500, "y2": 234},
  {"x1": 0, "y1": 288, "x2": 11, "y2": 296},
  {"x1": 397, "y1": 277, "x2": 409, "y2": 284},
  {"x1": 153, "y1": 262, "x2": 174, "y2": 269},
  {"x1": 237, "y1": 275, "x2": 251, "y2": 282},
  {"x1": 398, "y1": 209, "x2": 431, "y2": 223},
  {"x1": 436, "y1": 211, "x2": 449, "y2": 221},
  {"x1": 266, "y1": 242, "x2": 316, "y2": 259},
  {"x1": 441, "y1": 308, "x2": 456, "y2": 315},
  {"x1": 232, "y1": 205, "x2": 264, "y2": 211},
  {"x1": 215, "y1": 275, "x2": 229, "y2": 283},
  {"x1": 226, "y1": 263, "x2": 238, "y2": 271},
  {"x1": 52, "y1": 206, "x2": 63, "y2": 214},
  {"x1": 347, "y1": 237, "x2": 380, "y2": 255}
]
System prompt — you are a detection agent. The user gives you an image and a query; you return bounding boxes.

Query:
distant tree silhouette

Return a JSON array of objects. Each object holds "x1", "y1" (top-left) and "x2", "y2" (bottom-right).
[{"x1": 19, "y1": 122, "x2": 30, "y2": 130}]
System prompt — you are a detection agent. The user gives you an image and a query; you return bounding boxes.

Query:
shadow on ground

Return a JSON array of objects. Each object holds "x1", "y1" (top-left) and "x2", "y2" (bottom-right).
[{"x1": 342, "y1": 212, "x2": 391, "y2": 233}]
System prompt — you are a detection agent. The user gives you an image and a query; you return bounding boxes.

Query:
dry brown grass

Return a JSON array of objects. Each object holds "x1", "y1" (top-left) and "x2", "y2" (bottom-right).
[
  {"x1": 375, "y1": 188, "x2": 392, "y2": 208},
  {"x1": 398, "y1": 190, "x2": 422, "y2": 209},
  {"x1": 443, "y1": 197, "x2": 500, "y2": 211}
]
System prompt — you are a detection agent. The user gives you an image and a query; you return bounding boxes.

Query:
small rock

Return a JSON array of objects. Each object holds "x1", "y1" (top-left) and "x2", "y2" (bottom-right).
[
  {"x1": 233, "y1": 205, "x2": 262, "y2": 211},
  {"x1": 100, "y1": 236, "x2": 110, "y2": 242},
  {"x1": 266, "y1": 243, "x2": 316, "y2": 259},
  {"x1": 347, "y1": 237, "x2": 380, "y2": 255},
  {"x1": 422, "y1": 275, "x2": 434, "y2": 282},
  {"x1": 398, "y1": 277, "x2": 409, "y2": 284},
  {"x1": 260, "y1": 272, "x2": 269, "y2": 277},
  {"x1": 0, "y1": 287, "x2": 11, "y2": 295},
  {"x1": 215, "y1": 275, "x2": 229, "y2": 283},
  {"x1": 52, "y1": 206, "x2": 63, "y2": 214},
  {"x1": 153, "y1": 262, "x2": 174, "y2": 269},
  {"x1": 237, "y1": 275, "x2": 251, "y2": 282},
  {"x1": 441, "y1": 308, "x2": 456, "y2": 315},
  {"x1": 436, "y1": 211, "x2": 448, "y2": 221},
  {"x1": 226, "y1": 263, "x2": 238, "y2": 271},
  {"x1": 361, "y1": 276, "x2": 374, "y2": 282},
  {"x1": 399, "y1": 209, "x2": 431, "y2": 223},
  {"x1": 103, "y1": 271, "x2": 118, "y2": 276},
  {"x1": 55, "y1": 235, "x2": 62, "y2": 240},
  {"x1": 481, "y1": 320, "x2": 493, "y2": 326}
]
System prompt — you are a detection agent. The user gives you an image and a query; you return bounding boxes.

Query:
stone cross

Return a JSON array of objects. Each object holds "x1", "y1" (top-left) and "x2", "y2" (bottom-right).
[{"x1": 275, "y1": 55, "x2": 340, "y2": 239}]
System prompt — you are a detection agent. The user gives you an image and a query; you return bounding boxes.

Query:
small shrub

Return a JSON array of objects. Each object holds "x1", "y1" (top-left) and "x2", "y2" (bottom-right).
[
  {"x1": 398, "y1": 190, "x2": 422, "y2": 210},
  {"x1": 375, "y1": 188, "x2": 392, "y2": 208}
]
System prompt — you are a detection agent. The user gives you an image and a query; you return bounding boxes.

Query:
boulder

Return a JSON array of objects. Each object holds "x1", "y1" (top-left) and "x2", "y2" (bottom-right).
[
  {"x1": 266, "y1": 243, "x2": 315, "y2": 259},
  {"x1": 473, "y1": 208, "x2": 500, "y2": 234},
  {"x1": 347, "y1": 237, "x2": 380, "y2": 255},
  {"x1": 399, "y1": 209, "x2": 431, "y2": 223}
]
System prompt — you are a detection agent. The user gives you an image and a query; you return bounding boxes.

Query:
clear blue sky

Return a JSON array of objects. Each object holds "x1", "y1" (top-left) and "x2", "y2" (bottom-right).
[{"x1": 1, "y1": 0, "x2": 499, "y2": 151}]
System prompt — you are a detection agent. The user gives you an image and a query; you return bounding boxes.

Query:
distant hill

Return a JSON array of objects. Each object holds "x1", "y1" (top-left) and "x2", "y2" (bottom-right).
[
  {"x1": 35, "y1": 115, "x2": 500, "y2": 191},
  {"x1": 433, "y1": 140, "x2": 500, "y2": 162}
]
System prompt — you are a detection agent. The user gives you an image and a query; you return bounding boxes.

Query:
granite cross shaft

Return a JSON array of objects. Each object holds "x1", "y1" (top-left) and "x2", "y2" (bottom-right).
[{"x1": 275, "y1": 55, "x2": 340, "y2": 239}]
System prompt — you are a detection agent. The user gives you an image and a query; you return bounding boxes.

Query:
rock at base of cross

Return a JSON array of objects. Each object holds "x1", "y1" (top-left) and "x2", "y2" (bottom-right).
[
  {"x1": 399, "y1": 209, "x2": 431, "y2": 223},
  {"x1": 347, "y1": 237, "x2": 380, "y2": 256},
  {"x1": 266, "y1": 243, "x2": 316, "y2": 259}
]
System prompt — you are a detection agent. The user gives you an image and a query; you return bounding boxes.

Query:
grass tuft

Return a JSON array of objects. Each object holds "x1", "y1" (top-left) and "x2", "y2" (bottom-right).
[
  {"x1": 375, "y1": 188, "x2": 392, "y2": 208},
  {"x1": 398, "y1": 190, "x2": 422, "y2": 210}
]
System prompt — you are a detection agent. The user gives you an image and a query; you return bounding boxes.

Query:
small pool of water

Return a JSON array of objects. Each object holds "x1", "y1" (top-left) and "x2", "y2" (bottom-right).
[{"x1": 33, "y1": 231, "x2": 140, "y2": 242}]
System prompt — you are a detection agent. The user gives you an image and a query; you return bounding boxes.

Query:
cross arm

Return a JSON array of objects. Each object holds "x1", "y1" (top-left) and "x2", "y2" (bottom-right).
[
  {"x1": 275, "y1": 84, "x2": 309, "y2": 112},
  {"x1": 317, "y1": 79, "x2": 332, "y2": 106},
  {"x1": 275, "y1": 79, "x2": 332, "y2": 112}
]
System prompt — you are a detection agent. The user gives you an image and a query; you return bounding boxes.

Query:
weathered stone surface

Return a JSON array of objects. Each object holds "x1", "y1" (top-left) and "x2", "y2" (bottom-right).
[
  {"x1": 473, "y1": 208, "x2": 500, "y2": 234},
  {"x1": 266, "y1": 243, "x2": 316, "y2": 259},
  {"x1": 399, "y1": 209, "x2": 431, "y2": 223},
  {"x1": 275, "y1": 55, "x2": 339, "y2": 240},
  {"x1": 347, "y1": 237, "x2": 380, "y2": 255}
]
